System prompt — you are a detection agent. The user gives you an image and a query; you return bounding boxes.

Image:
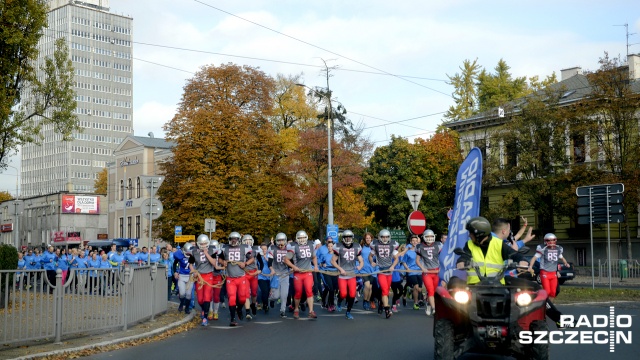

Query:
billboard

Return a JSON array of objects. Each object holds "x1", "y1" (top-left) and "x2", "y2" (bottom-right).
[{"x1": 62, "y1": 195, "x2": 100, "y2": 214}]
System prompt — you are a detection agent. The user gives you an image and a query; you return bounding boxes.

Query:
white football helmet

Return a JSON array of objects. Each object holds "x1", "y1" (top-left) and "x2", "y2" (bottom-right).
[
  {"x1": 296, "y1": 230, "x2": 308, "y2": 246},
  {"x1": 342, "y1": 229, "x2": 354, "y2": 246},
  {"x1": 544, "y1": 233, "x2": 557, "y2": 248},
  {"x1": 379, "y1": 229, "x2": 391, "y2": 244},
  {"x1": 423, "y1": 229, "x2": 435, "y2": 245},
  {"x1": 197, "y1": 234, "x2": 210, "y2": 250},
  {"x1": 242, "y1": 234, "x2": 254, "y2": 247},
  {"x1": 209, "y1": 240, "x2": 220, "y2": 254},
  {"x1": 275, "y1": 233, "x2": 287, "y2": 248},
  {"x1": 228, "y1": 232, "x2": 241, "y2": 246},
  {"x1": 183, "y1": 242, "x2": 194, "y2": 256}
]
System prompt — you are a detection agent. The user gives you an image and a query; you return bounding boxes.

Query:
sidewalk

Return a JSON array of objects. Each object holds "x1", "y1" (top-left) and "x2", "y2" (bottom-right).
[
  {"x1": 0, "y1": 302, "x2": 196, "y2": 360},
  {"x1": 570, "y1": 275, "x2": 640, "y2": 286}
]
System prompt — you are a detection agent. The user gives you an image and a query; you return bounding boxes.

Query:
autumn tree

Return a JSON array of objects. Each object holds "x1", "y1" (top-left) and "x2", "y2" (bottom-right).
[
  {"x1": 477, "y1": 59, "x2": 529, "y2": 111},
  {"x1": 93, "y1": 168, "x2": 107, "y2": 194},
  {"x1": 0, "y1": 191, "x2": 13, "y2": 202},
  {"x1": 158, "y1": 63, "x2": 283, "y2": 241},
  {"x1": 0, "y1": 0, "x2": 79, "y2": 169},
  {"x1": 362, "y1": 131, "x2": 462, "y2": 235},
  {"x1": 576, "y1": 53, "x2": 640, "y2": 259},
  {"x1": 281, "y1": 126, "x2": 372, "y2": 239}
]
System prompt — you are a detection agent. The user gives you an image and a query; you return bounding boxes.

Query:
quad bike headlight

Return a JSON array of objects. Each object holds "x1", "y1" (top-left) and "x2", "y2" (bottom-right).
[
  {"x1": 453, "y1": 290, "x2": 470, "y2": 304},
  {"x1": 515, "y1": 292, "x2": 532, "y2": 306}
]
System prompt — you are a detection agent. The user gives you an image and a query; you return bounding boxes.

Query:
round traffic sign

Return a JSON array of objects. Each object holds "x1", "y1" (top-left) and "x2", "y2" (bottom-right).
[{"x1": 407, "y1": 210, "x2": 427, "y2": 235}]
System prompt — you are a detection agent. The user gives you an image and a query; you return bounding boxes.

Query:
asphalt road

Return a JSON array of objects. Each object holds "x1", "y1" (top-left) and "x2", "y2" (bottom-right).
[{"x1": 86, "y1": 302, "x2": 639, "y2": 360}]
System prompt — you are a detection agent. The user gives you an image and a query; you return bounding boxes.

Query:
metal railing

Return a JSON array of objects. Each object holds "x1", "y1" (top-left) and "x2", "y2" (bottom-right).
[
  {"x1": 573, "y1": 259, "x2": 640, "y2": 281},
  {"x1": 0, "y1": 265, "x2": 167, "y2": 346}
]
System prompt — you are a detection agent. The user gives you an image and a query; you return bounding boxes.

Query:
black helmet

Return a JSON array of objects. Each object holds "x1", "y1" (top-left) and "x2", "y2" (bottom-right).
[{"x1": 465, "y1": 217, "x2": 492, "y2": 240}]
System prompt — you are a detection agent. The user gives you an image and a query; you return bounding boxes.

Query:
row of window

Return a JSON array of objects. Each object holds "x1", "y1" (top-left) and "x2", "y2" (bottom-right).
[
  {"x1": 119, "y1": 216, "x2": 142, "y2": 239},
  {"x1": 72, "y1": 55, "x2": 90, "y2": 64},
  {"x1": 74, "y1": 69, "x2": 132, "y2": 84},
  {"x1": 74, "y1": 82, "x2": 131, "y2": 96}
]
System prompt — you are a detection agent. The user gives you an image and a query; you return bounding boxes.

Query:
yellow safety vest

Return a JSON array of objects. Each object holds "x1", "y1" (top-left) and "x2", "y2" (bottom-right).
[{"x1": 466, "y1": 236, "x2": 505, "y2": 285}]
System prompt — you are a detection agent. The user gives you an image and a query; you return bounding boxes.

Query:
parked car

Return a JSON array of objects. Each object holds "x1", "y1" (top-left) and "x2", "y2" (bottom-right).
[{"x1": 523, "y1": 255, "x2": 575, "y2": 285}]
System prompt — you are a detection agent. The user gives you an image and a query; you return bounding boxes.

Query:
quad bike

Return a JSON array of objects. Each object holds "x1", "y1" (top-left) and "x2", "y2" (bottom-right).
[{"x1": 433, "y1": 247, "x2": 549, "y2": 360}]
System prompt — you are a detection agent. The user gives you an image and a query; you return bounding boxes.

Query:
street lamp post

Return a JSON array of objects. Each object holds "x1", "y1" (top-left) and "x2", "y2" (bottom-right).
[{"x1": 296, "y1": 83, "x2": 334, "y2": 226}]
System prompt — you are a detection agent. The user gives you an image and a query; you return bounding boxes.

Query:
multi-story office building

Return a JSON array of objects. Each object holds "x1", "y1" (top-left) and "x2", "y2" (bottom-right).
[{"x1": 21, "y1": 0, "x2": 133, "y2": 197}]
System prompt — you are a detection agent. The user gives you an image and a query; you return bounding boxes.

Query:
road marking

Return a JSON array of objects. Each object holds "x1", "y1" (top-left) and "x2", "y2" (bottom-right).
[
  {"x1": 254, "y1": 321, "x2": 282, "y2": 324},
  {"x1": 208, "y1": 326, "x2": 242, "y2": 330}
]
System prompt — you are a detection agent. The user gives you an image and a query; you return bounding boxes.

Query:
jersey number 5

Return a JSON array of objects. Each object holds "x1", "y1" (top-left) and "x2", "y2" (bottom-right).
[{"x1": 547, "y1": 252, "x2": 558, "y2": 261}]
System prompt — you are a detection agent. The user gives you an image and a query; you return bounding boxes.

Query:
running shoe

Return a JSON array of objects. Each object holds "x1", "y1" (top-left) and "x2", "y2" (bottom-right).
[
  {"x1": 328, "y1": 305, "x2": 335, "y2": 312},
  {"x1": 280, "y1": 311, "x2": 287, "y2": 318},
  {"x1": 245, "y1": 313, "x2": 252, "y2": 321},
  {"x1": 293, "y1": 310, "x2": 300, "y2": 319},
  {"x1": 425, "y1": 305, "x2": 432, "y2": 315},
  {"x1": 345, "y1": 312, "x2": 354, "y2": 320},
  {"x1": 315, "y1": 295, "x2": 322, "y2": 302},
  {"x1": 288, "y1": 305, "x2": 295, "y2": 313},
  {"x1": 230, "y1": 320, "x2": 238, "y2": 327},
  {"x1": 308, "y1": 311, "x2": 317, "y2": 319},
  {"x1": 392, "y1": 305, "x2": 397, "y2": 312},
  {"x1": 385, "y1": 308, "x2": 392, "y2": 319},
  {"x1": 201, "y1": 318, "x2": 208, "y2": 326},
  {"x1": 363, "y1": 300, "x2": 370, "y2": 310},
  {"x1": 370, "y1": 301, "x2": 377, "y2": 309},
  {"x1": 213, "y1": 313, "x2": 219, "y2": 320},
  {"x1": 336, "y1": 305, "x2": 342, "y2": 312},
  {"x1": 207, "y1": 310, "x2": 214, "y2": 320},
  {"x1": 413, "y1": 304, "x2": 420, "y2": 310},
  {"x1": 221, "y1": 302, "x2": 227, "y2": 309}
]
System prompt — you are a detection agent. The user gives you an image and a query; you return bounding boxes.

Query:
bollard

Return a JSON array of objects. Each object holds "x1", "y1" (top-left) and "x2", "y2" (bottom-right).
[{"x1": 54, "y1": 269, "x2": 63, "y2": 344}]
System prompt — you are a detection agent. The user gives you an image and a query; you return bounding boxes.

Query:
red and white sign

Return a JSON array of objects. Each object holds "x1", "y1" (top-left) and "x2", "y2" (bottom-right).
[
  {"x1": 1, "y1": 223, "x2": 13, "y2": 232},
  {"x1": 62, "y1": 195, "x2": 100, "y2": 214},
  {"x1": 407, "y1": 210, "x2": 427, "y2": 235}
]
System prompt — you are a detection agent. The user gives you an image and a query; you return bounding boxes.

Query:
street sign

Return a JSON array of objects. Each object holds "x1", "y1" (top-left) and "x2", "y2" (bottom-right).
[
  {"x1": 141, "y1": 198, "x2": 163, "y2": 220},
  {"x1": 174, "y1": 235, "x2": 195, "y2": 243},
  {"x1": 389, "y1": 229, "x2": 406, "y2": 244},
  {"x1": 407, "y1": 210, "x2": 427, "y2": 235},
  {"x1": 139, "y1": 175, "x2": 165, "y2": 189},
  {"x1": 576, "y1": 183, "x2": 624, "y2": 196},
  {"x1": 577, "y1": 204, "x2": 624, "y2": 216},
  {"x1": 405, "y1": 189, "x2": 423, "y2": 211},
  {"x1": 205, "y1": 218, "x2": 216, "y2": 233},
  {"x1": 327, "y1": 224, "x2": 339, "y2": 240},
  {"x1": 175, "y1": 226, "x2": 182, "y2": 236},
  {"x1": 577, "y1": 194, "x2": 623, "y2": 206},
  {"x1": 578, "y1": 213, "x2": 625, "y2": 225}
]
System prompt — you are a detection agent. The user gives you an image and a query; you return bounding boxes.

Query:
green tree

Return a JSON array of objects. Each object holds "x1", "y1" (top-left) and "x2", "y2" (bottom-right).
[
  {"x1": 477, "y1": 59, "x2": 528, "y2": 111},
  {"x1": 158, "y1": 63, "x2": 283, "y2": 241},
  {"x1": 444, "y1": 58, "x2": 480, "y2": 121},
  {"x1": 0, "y1": 191, "x2": 13, "y2": 202},
  {"x1": 0, "y1": 0, "x2": 79, "y2": 168},
  {"x1": 362, "y1": 131, "x2": 462, "y2": 234}
]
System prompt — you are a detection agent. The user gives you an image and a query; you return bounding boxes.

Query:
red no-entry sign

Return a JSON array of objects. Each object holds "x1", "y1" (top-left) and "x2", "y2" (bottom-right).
[{"x1": 407, "y1": 211, "x2": 427, "y2": 235}]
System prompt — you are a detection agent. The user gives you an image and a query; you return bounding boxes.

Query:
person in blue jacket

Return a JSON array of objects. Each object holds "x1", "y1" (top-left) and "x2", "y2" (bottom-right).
[
  {"x1": 148, "y1": 246, "x2": 161, "y2": 264},
  {"x1": 161, "y1": 250, "x2": 174, "y2": 300},
  {"x1": 74, "y1": 250, "x2": 89, "y2": 294},
  {"x1": 390, "y1": 254, "x2": 405, "y2": 313},
  {"x1": 359, "y1": 232, "x2": 377, "y2": 311},
  {"x1": 87, "y1": 252, "x2": 101, "y2": 294},
  {"x1": 57, "y1": 248, "x2": 70, "y2": 285},
  {"x1": 33, "y1": 247, "x2": 44, "y2": 286},
  {"x1": 124, "y1": 247, "x2": 141, "y2": 267},
  {"x1": 402, "y1": 235, "x2": 423, "y2": 310},
  {"x1": 17, "y1": 251, "x2": 26, "y2": 289},
  {"x1": 256, "y1": 242, "x2": 272, "y2": 314},
  {"x1": 41, "y1": 245, "x2": 58, "y2": 294},
  {"x1": 318, "y1": 237, "x2": 338, "y2": 312},
  {"x1": 98, "y1": 253, "x2": 113, "y2": 295}
]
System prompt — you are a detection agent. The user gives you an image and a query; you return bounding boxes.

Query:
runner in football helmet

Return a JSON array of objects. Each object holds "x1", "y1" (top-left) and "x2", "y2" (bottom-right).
[
  {"x1": 379, "y1": 229, "x2": 391, "y2": 244},
  {"x1": 242, "y1": 234, "x2": 254, "y2": 247},
  {"x1": 422, "y1": 229, "x2": 435, "y2": 245},
  {"x1": 183, "y1": 242, "x2": 194, "y2": 256},
  {"x1": 342, "y1": 230, "x2": 354, "y2": 246},
  {"x1": 197, "y1": 234, "x2": 210, "y2": 249},
  {"x1": 296, "y1": 230, "x2": 308, "y2": 246},
  {"x1": 544, "y1": 233, "x2": 557, "y2": 248},
  {"x1": 275, "y1": 233, "x2": 287, "y2": 249},
  {"x1": 228, "y1": 232, "x2": 241, "y2": 246}
]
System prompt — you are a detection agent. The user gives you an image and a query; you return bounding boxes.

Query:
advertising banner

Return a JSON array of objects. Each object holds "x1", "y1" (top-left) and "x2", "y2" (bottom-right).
[
  {"x1": 62, "y1": 195, "x2": 100, "y2": 214},
  {"x1": 439, "y1": 147, "x2": 483, "y2": 283}
]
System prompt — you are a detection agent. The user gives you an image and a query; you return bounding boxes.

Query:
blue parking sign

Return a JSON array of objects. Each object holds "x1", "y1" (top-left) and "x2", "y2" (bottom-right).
[
  {"x1": 327, "y1": 224, "x2": 339, "y2": 240},
  {"x1": 175, "y1": 226, "x2": 182, "y2": 236}
]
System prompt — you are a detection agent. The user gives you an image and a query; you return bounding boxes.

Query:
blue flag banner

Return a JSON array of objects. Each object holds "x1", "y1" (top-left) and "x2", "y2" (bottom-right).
[{"x1": 439, "y1": 147, "x2": 483, "y2": 283}]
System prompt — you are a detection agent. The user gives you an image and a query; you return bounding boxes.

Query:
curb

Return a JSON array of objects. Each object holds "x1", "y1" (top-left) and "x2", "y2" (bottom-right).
[{"x1": 9, "y1": 312, "x2": 196, "y2": 360}]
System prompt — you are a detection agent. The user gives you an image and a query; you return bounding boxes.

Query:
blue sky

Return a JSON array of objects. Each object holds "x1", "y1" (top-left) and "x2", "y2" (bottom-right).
[{"x1": 1, "y1": 0, "x2": 638, "y2": 194}]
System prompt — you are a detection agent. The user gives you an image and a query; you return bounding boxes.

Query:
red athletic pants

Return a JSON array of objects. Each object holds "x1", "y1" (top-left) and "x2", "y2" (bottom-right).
[
  {"x1": 293, "y1": 272, "x2": 314, "y2": 299},
  {"x1": 338, "y1": 277, "x2": 357, "y2": 299},
  {"x1": 225, "y1": 276, "x2": 247, "y2": 306},
  {"x1": 540, "y1": 270, "x2": 558, "y2": 297},
  {"x1": 377, "y1": 273, "x2": 392, "y2": 296},
  {"x1": 245, "y1": 273, "x2": 258, "y2": 299},
  {"x1": 422, "y1": 272, "x2": 440, "y2": 297},
  {"x1": 196, "y1": 272, "x2": 214, "y2": 304}
]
